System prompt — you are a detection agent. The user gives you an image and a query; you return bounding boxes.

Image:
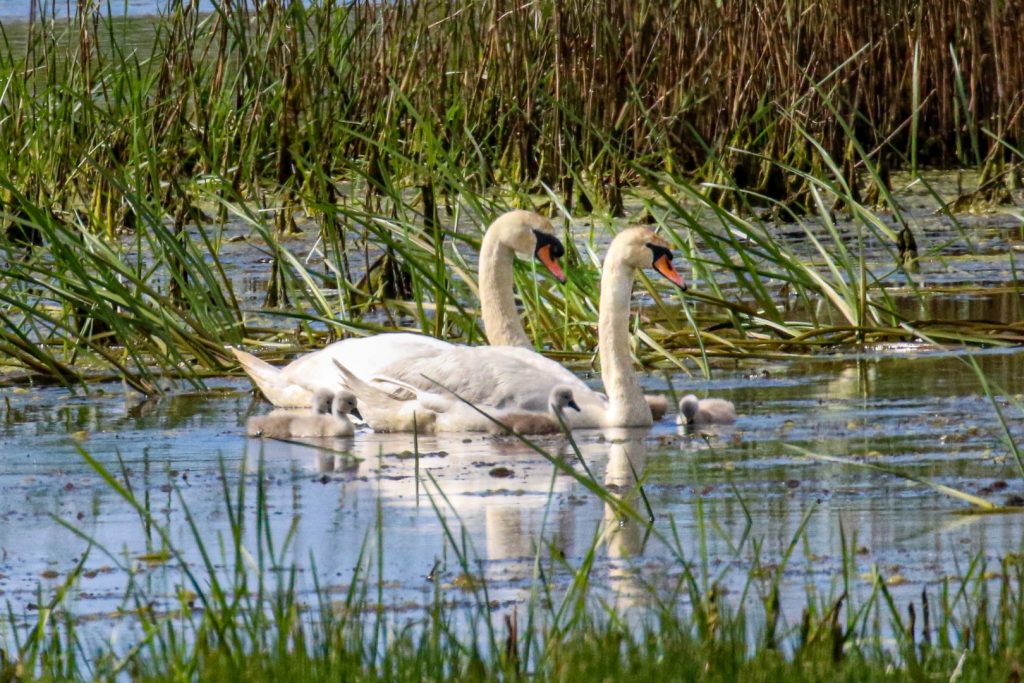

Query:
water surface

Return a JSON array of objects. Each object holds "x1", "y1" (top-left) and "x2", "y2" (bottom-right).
[{"x1": 2, "y1": 347, "x2": 1022, "y2": 647}]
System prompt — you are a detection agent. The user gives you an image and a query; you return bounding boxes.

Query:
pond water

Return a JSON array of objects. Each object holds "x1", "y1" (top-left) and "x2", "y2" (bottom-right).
[{"x1": 2, "y1": 346, "x2": 1023, "y2": 648}]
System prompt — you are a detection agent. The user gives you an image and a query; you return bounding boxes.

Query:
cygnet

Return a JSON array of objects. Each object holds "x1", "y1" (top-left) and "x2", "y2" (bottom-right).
[
  {"x1": 492, "y1": 385, "x2": 582, "y2": 435},
  {"x1": 247, "y1": 389, "x2": 361, "y2": 438},
  {"x1": 676, "y1": 394, "x2": 737, "y2": 426}
]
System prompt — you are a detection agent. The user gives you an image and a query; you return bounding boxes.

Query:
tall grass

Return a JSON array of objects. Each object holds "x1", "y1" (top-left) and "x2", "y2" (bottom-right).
[
  {"x1": 1, "y1": 0, "x2": 1022, "y2": 391},
  {"x1": 4, "y1": 0, "x2": 1022, "y2": 212}
]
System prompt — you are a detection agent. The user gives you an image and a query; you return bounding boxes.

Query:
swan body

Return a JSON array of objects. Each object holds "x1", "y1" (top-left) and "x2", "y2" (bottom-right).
[
  {"x1": 233, "y1": 335, "x2": 449, "y2": 408},
  {"x1": 339, "y1": 227, "x2": 687, "y2": 431},
  {"x1": 246, "y1": 388, "x2": 361, "y2": 438},
  {"x1": 676, "y1": 394, "x2": 737, "y2": 426},
  {"x1": 232, "y1": 210, "x2": 565, "y2": 407}
]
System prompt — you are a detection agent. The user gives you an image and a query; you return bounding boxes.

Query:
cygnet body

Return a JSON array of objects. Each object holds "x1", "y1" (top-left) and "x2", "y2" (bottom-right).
[
  {"x1": 247, "y1": 389, "x2": 361, "y2": 438},
  {"x1": 676, "y1": 394, "x2": 737, "y2": 426},
  {"x1": 245, "y1": 410, "x2": 298, "y2": 438}
]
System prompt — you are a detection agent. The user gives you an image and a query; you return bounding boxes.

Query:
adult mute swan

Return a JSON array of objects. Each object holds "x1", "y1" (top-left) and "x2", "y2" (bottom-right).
[
  {"x1": 231, "y1": 210, "x2": 566, "y2": 407},
  {"x1": 676, "y1": 394, "x2": 737, "y2": 426},
  {"x1": 246, "y1": 388, "x2": 361, "y2": 438},
  {"x1": 336, "y1": 227, "x2": 686, "y2": 431}
]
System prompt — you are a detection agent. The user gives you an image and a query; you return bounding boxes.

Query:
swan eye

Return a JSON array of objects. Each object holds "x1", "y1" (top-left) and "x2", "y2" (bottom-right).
[
  {"x1": 532, "y1": 230, "x2": 567, "y2": 283},
  {"x1": 533, "y1": 230, "x2": 565, "y2": 259}
]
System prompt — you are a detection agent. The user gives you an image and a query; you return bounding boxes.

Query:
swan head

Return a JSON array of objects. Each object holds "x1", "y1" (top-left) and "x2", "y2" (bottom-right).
[
  {"x1": 549, "y1": 385, "x2": 581, "y2": 414},
  {"x1": 609, "y1": 227, "x2": 687, "y2": 290},
  {"x1": 332, "y1": 389, "x2": 362, "y2": 420},
  {"x1": 677, "y1": 394, "x2": 699, "y2": 424},
  {"x1": 493, "y1": 210, "x2": 566, "y2": 283}
]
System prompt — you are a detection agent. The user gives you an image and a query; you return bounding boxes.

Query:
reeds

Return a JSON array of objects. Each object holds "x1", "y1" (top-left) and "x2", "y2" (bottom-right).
[
  {"x1": 5, "y1": 0, "x2": 1023, "y2": 207},
  {"x1": 2, "y1": 1, "x2": 1023, "y2": 390}
]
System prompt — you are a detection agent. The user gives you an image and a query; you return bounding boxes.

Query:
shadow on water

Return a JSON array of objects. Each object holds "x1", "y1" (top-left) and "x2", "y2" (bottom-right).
[{"x1": 2, "y1": 346, "x2": 1024, "y2": 642}]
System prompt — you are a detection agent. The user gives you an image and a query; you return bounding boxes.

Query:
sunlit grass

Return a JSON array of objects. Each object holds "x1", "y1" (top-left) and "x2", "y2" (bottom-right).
[{"x1": 0, "y1": 3, "x2": 1022, "y2": 679}]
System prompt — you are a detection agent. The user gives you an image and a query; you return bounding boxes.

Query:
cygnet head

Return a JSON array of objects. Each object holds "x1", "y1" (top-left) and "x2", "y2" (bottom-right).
[
  {"x1": 677, "y1": 394, "x2": 700, "y2": 425},
  {"x1": 311, "y1": 388, "x2": 335, "y2": 415},
  {"x1": 491, "y1": 210, "x2": 566, "y2": 283},
  {"x1": 331, "y1": 389, "x2": 362, "y2": 420},
  {"x1": 608, "y1": 227, "x2": 687, "y2": 290},
  {"x1": 549, "y1": 385, "x2": 581, "y2": 414}
]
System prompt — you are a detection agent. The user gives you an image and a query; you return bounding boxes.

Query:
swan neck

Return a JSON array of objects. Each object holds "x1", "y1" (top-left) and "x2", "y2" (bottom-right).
[
  {"x1": 480, "y1": 229, "x2": 531, "y2": 347},
  {"x1": 598, "y1": 259, "x2": 651, "y2": 427}
]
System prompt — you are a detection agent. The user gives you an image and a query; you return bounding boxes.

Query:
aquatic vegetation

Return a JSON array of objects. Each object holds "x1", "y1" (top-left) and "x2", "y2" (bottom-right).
[
  {"x1": 0, "y1": 1, "x2": 1021, "y2": 394},
  {"x1": 2, "y1": 0, "x2": 1021, "y2": 209},
  {"x1": 0, "y1": 7, "x2": 1022, "y2": 680}
]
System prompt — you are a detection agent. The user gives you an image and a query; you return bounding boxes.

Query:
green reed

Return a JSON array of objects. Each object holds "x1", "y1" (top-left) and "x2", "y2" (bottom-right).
[
  {"x1": 2, "y1": 0, "x2": 1023, "y2": 391},
  {"x1": 5, "y1": 0, "x2": 1023, "y2": 213}
]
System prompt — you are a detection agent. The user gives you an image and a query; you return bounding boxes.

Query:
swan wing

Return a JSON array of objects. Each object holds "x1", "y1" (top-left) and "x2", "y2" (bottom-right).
[
  {"x1": 280, "y1": 333, "x2": 450, "y2": 387},
  {"x1": 233, "y1": 334, "x2": 451, "y2": 407}
]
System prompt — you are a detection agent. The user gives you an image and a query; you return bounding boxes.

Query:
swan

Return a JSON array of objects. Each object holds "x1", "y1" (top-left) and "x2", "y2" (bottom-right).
[
  {"x1": 336, "y1": 226, "x2": 686, "y2": 431},
  {"x1": 676, "y1": 394, "x2": 737, "y2": 426},
  {"x1": 230, "y1": 210, "x2": 566, "y2": 407},
  {"x1": 246, "y1": 388, "x2": 361, "y2": 438}
]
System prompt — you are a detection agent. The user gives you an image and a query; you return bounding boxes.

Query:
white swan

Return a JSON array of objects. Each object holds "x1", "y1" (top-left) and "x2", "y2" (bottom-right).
[
  {"x1": 246, "y1": 388, "x2": 361, "y2": 438},
  {"x1": 676, "y1": 394, "x2": 737, "y2": 426},
  {"x1": 337, "y1": 227, "x2": 687, "y2": 431},
  {"x1": 230, "y1": 210, "x2": 565, "y2": 407}
]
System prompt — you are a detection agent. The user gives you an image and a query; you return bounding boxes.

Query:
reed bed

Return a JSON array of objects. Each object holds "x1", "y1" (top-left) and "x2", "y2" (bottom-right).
[
  {"x1": 1, "y1": 0, "x2": 1022, "y2": 391},
  {"x1": 4, "y1": 0, "x2": 1023, "y2": 207}
]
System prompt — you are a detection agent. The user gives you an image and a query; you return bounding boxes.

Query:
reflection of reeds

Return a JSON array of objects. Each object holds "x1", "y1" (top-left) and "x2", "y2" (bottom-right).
[{"x1": 788, "y1": 335, "x2": 1024, "y2": 509}]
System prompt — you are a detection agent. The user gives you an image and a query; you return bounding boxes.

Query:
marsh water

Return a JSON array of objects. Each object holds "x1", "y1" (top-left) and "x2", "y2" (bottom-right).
[
  {"x1": 2, "y1": 348, "x2": 1024, "y2": 645},
  {"x1": 2, "y1": 172, "x2": 1024, "y2": 650}
]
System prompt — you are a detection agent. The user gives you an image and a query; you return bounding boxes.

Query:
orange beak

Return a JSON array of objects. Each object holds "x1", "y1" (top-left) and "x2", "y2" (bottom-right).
[
  {"x1": 536, "y1": 243, "x2": 567, "y2": 283},
  {"x1": 654, "y1": 253, "x2": 687, "y2": 290}
]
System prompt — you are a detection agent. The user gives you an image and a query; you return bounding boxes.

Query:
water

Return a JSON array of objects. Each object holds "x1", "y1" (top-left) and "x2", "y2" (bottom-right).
[{"x1": 2, "y1": 347, "x2": 1023, "y2": 647}]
